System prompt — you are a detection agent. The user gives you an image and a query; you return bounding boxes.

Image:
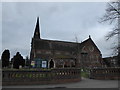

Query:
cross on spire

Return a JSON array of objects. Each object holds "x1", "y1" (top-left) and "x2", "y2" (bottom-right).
[{"x1": 89, "y1": 35, "x2": 91, "y2": 38}]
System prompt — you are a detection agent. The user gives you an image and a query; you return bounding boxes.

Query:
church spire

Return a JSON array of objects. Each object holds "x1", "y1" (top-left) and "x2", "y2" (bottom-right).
[{"x1": 33, "y1": 17, "x2": 40, "y2": 39}]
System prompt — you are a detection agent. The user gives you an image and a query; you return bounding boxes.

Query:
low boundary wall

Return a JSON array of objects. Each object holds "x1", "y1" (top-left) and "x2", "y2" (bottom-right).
[
  {"x1": 90, "y1": 67, "x2": 120, "y2": 80},
  {"x1": 2, "y1": 68, "x2": 81, "y2": 86}
]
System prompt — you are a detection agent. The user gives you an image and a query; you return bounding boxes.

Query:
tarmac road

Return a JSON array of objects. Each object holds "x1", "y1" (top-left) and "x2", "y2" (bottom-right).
[{"x1": 2, "y1": 77, "x2": 119, "y2": 88}]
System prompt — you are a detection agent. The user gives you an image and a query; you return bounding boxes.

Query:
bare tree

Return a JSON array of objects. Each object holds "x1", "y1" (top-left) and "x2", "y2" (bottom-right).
[{"x1": 100, "y1": 1, "x2": 120, "y2": 56}]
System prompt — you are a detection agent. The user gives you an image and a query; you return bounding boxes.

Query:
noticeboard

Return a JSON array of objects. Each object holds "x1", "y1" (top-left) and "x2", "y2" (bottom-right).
[
  {"x1": 42, "y1": 61, "x2": 47, "y2": 68},
  {"x1": 31, "y1": 61, "x2": 35, "y2": 67}
]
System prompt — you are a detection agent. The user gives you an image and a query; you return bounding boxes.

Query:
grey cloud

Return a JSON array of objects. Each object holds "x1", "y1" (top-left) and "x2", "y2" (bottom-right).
[{"x1": 2, "y1": 2, "x2": 113, "y2": 58}]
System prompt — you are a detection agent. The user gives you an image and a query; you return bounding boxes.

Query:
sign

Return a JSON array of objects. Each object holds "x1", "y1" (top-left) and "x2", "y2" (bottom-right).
[
  {"x1": 31, "y1": 61, "x2": 35, "y2": 67},
  {"x1": 42, "y1": 61, "x2": 47, "y2": 68}
]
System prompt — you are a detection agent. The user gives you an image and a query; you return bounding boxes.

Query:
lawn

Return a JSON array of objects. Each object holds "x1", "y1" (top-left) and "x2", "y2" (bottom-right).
[{"x1": 81, "y1": 71, "x2": 89, "y2": 78}]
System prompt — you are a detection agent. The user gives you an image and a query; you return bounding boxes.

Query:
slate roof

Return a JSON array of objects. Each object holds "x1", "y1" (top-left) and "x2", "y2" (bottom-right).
[
  {"x1": 79, "y1": 37, "x2": 101, "y2": 53},
  {"x1": 32, "y1": 38, "x2": 78, "y2": 52}
]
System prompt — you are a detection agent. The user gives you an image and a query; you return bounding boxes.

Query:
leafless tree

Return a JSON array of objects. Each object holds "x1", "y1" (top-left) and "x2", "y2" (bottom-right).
[{"x1": 100, "y1": 1, "x2": 120, "y2": 56}]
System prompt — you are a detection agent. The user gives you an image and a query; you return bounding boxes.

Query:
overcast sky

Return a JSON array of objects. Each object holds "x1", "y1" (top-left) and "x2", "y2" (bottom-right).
[{"x1": 1, "y1": 2, "x2": 115, "y2": 59}]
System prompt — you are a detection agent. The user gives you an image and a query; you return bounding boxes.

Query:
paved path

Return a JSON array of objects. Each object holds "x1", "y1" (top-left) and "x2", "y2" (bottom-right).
[{"x1": 3, "y1": 77, "x2": 119, "y2": 88}]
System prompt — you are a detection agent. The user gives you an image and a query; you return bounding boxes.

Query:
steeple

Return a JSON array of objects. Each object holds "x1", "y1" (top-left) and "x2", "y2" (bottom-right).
[{"x1": 33, "y1": 17, "x2": 40, "y2": 39}]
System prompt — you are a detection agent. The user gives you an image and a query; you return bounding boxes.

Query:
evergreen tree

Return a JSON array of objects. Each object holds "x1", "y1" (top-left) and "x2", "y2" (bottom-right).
[
  {"x1": 1, "y1": 49, "x2": 10, "y2": 68},
  {"x1": 13, "y1": 52, "x2": 25, "y2": 69},
  {"x1": 25, "y1": 56, "x2": 30, "y2": 67}
]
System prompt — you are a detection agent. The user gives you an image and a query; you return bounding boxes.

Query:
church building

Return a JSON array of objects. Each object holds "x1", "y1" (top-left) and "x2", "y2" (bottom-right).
[{"x1": 30, "y1": 17, "x2": 103, "y2": 69}]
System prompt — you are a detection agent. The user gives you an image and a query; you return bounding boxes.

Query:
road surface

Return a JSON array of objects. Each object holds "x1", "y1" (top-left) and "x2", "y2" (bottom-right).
[{"x1": 3, "y1": 77, "x2": 119, "y2": 88}]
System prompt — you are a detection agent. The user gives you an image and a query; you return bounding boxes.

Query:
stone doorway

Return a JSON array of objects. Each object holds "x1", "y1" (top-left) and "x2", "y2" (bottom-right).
[{"x1": 49, "y1": 59, "x2": 54, "y2": 68}]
